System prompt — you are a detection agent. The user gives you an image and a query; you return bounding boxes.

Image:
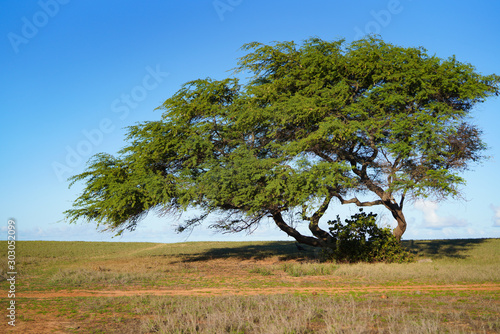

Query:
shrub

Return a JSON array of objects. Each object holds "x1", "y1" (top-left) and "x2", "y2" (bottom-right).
[{"x1": 322, "y1": 209, "x2": 413, "y2": 263}]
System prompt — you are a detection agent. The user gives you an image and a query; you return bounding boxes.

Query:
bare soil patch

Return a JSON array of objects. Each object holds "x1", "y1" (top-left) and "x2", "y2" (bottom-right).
[{"x1": 19, "y1": 283, "x2": 500, "y2": 298}]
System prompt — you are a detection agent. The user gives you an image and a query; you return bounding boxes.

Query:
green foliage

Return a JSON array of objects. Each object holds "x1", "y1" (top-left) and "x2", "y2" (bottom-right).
[
  {"x1": 65, "y1": 36, "x2": 500, "y2": 243},
  {"x1": 323, "y1": 210, "x2": 414, "y2": 263}
]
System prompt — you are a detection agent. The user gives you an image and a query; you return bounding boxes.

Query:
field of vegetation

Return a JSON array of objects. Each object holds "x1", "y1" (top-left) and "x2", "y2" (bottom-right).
[{"x1": 1, "y1": 238, "x2": 499, "y2": 333}]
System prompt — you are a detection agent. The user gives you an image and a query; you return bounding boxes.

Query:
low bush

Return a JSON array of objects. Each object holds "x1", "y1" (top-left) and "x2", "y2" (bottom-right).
[{"x1": 322, "y1": 209, "x2": 413, "y2": 263}]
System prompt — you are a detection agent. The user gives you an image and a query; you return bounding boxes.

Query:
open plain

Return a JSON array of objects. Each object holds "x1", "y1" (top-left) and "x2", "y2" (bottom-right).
[{"x1": 1, "y1": 239, "x2": 499, "y2": 333}]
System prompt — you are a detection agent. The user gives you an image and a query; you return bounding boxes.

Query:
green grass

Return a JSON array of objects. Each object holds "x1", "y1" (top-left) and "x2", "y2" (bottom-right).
[
  {"x1": 1, "y1": 238, "x2": 500, "y2": 290},
  {"x1": 3, "y1": 238, "x2": 497, "y2": 263},
  {"x1": 280, "y1": 263, "x2": 338, "y2": 277},
  {"x1": 0, "y1": 238, "x2": 499, "y2": 333},
  {"x1": 248, "y1": 267, "x2": 274, "y2": 276}
]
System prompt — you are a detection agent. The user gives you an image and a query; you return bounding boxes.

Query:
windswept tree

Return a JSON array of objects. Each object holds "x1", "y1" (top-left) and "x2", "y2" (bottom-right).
[{"x1": 66, "y1": 37, "x2": 499, "y2": 247}]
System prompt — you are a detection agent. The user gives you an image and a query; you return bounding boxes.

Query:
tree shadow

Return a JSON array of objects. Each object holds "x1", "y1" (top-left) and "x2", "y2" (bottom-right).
[
  {"x1": 180, "y1": 241, "x2": 318, "y2": 262},
  {"x1": 173, "y1": 239, "x2": 487, "y2": 263},
  {"x1": 403, "y1": 238, "x2": 487, "y2": 260}
]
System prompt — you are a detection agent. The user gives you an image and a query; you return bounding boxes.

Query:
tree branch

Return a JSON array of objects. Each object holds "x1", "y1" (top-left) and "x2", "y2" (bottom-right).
[
  {"x1": 307, "y1": 193, "x2": 334, "y2": 243},
  {"x1": 333, "y1": 193, "x2": 383, "y2": 207},
  {"x1": 312, "y1": 149, "x2": 334, "y2": 163},
  {"x1": 399, "y1": 191, "x2": 406, "y2": 209},
  {"x1": 271, "y1": 210, "x2": 322, "y2": 247}
]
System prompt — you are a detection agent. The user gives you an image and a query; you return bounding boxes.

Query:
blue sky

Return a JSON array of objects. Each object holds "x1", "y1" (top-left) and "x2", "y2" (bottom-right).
[{"x1": 1, "y1": 0, "x2": 500, "y2": 243}]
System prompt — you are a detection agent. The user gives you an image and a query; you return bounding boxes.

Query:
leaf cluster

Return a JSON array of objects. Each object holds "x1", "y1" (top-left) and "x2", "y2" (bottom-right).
[
  {"x1": 322, "y1": 210, "x2": 414, "y2": 263},
  {"x1": 65, "y1": 37, "x2": 500, "y2": 237}
]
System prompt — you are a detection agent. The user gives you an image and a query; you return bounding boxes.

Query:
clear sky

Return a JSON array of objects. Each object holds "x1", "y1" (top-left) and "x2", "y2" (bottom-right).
[{"x1": 1, "y1": 0, "x2": 500, "y2": 243}]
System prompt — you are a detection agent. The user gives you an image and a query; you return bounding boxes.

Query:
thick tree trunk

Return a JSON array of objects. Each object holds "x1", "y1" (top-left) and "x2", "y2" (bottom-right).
[
  {"x1": 271, "y1": 198, "x2": 408, "y2": 246},
  {"x1": 391, "y1": 209, "x2": 407, "y2": 241},
  {"x1": 271, "y1": 211, "x2": 323, "y2": 247}
]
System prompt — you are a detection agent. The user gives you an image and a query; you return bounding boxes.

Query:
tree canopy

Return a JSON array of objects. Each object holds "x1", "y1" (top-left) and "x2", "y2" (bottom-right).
[{"x1": 66, "y1": 37, "x2": 499, "y2": 246}]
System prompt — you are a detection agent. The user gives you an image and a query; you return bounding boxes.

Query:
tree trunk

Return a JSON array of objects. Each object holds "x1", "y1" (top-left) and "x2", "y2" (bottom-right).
[
  {"x1": 391, "y1": 209, "x2": 407, "y2": 241},
  {"x1": 271, "y1": 211, "x2": 323, "y2": 247}
]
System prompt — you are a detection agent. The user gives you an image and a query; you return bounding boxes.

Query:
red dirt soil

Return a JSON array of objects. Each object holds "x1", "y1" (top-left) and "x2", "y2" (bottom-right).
[{"x1": 19, "y1": 283, "x2": 500, "y2": 298}]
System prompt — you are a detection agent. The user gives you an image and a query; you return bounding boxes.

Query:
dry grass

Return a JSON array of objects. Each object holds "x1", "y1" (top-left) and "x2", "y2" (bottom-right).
[
  {"x1": 12, "y1": 291, "x2": 499, "y2": 333},
  {"x1": 97, "y1": 293, "x2": 499, "y2": 333},
  {"x1": 1, "y1": 239, "x2": 499, "y2": 333},
  {"x1": 1, "y1": 239, "x2": 499, "y2": 292}
]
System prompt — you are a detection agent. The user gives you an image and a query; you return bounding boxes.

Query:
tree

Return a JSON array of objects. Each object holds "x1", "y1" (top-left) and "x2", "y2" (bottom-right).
[{"x1": 66, "y1": 37, "x2": 499, "y2": 247}]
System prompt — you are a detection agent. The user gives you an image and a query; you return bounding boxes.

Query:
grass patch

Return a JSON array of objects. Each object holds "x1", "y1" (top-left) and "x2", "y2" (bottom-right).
[
  {"x1": 281, "y1": 263, "x2": 338, "y2": 277},
  {"x1": 48, "y1": 268, "x2": 162, "y2": 287},
  {"x1": 248, "y1": 267, "x2": 274, "y2": 276},
  {"x1": 0, "y1": 239, "x2": 498, "y2": 333},
  {"x1": 0, "y1": 239, "x2": 499, "y2": 291},
  {"x1": 22, "y1": 292, "x2": 496, "y2": 333}
]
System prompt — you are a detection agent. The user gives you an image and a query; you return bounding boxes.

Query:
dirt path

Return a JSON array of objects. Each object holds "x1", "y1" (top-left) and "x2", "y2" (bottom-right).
[{"x1": 19, "y1": 283, "x2": 500, "y2": 298}]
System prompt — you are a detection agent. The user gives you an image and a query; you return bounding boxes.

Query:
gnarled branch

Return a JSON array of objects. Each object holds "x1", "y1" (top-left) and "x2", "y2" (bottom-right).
[{"x1": 333, "y1": 193, "x2": 383, "y2": 207}]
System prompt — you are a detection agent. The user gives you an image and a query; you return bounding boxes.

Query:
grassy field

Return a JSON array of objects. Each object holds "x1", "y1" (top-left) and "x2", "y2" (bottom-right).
[{"x1": 1, "y1": 239, "x2": 499, "y2": 333}]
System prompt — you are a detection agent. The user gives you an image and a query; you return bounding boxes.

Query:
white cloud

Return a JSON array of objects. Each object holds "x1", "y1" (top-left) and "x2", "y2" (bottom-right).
[
  {"x1": 491, "y1": 204, "x2": 500, "y2": 227},
  {"x1": 413, "y1": 200, "x2": 468, "y2": 230}
]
